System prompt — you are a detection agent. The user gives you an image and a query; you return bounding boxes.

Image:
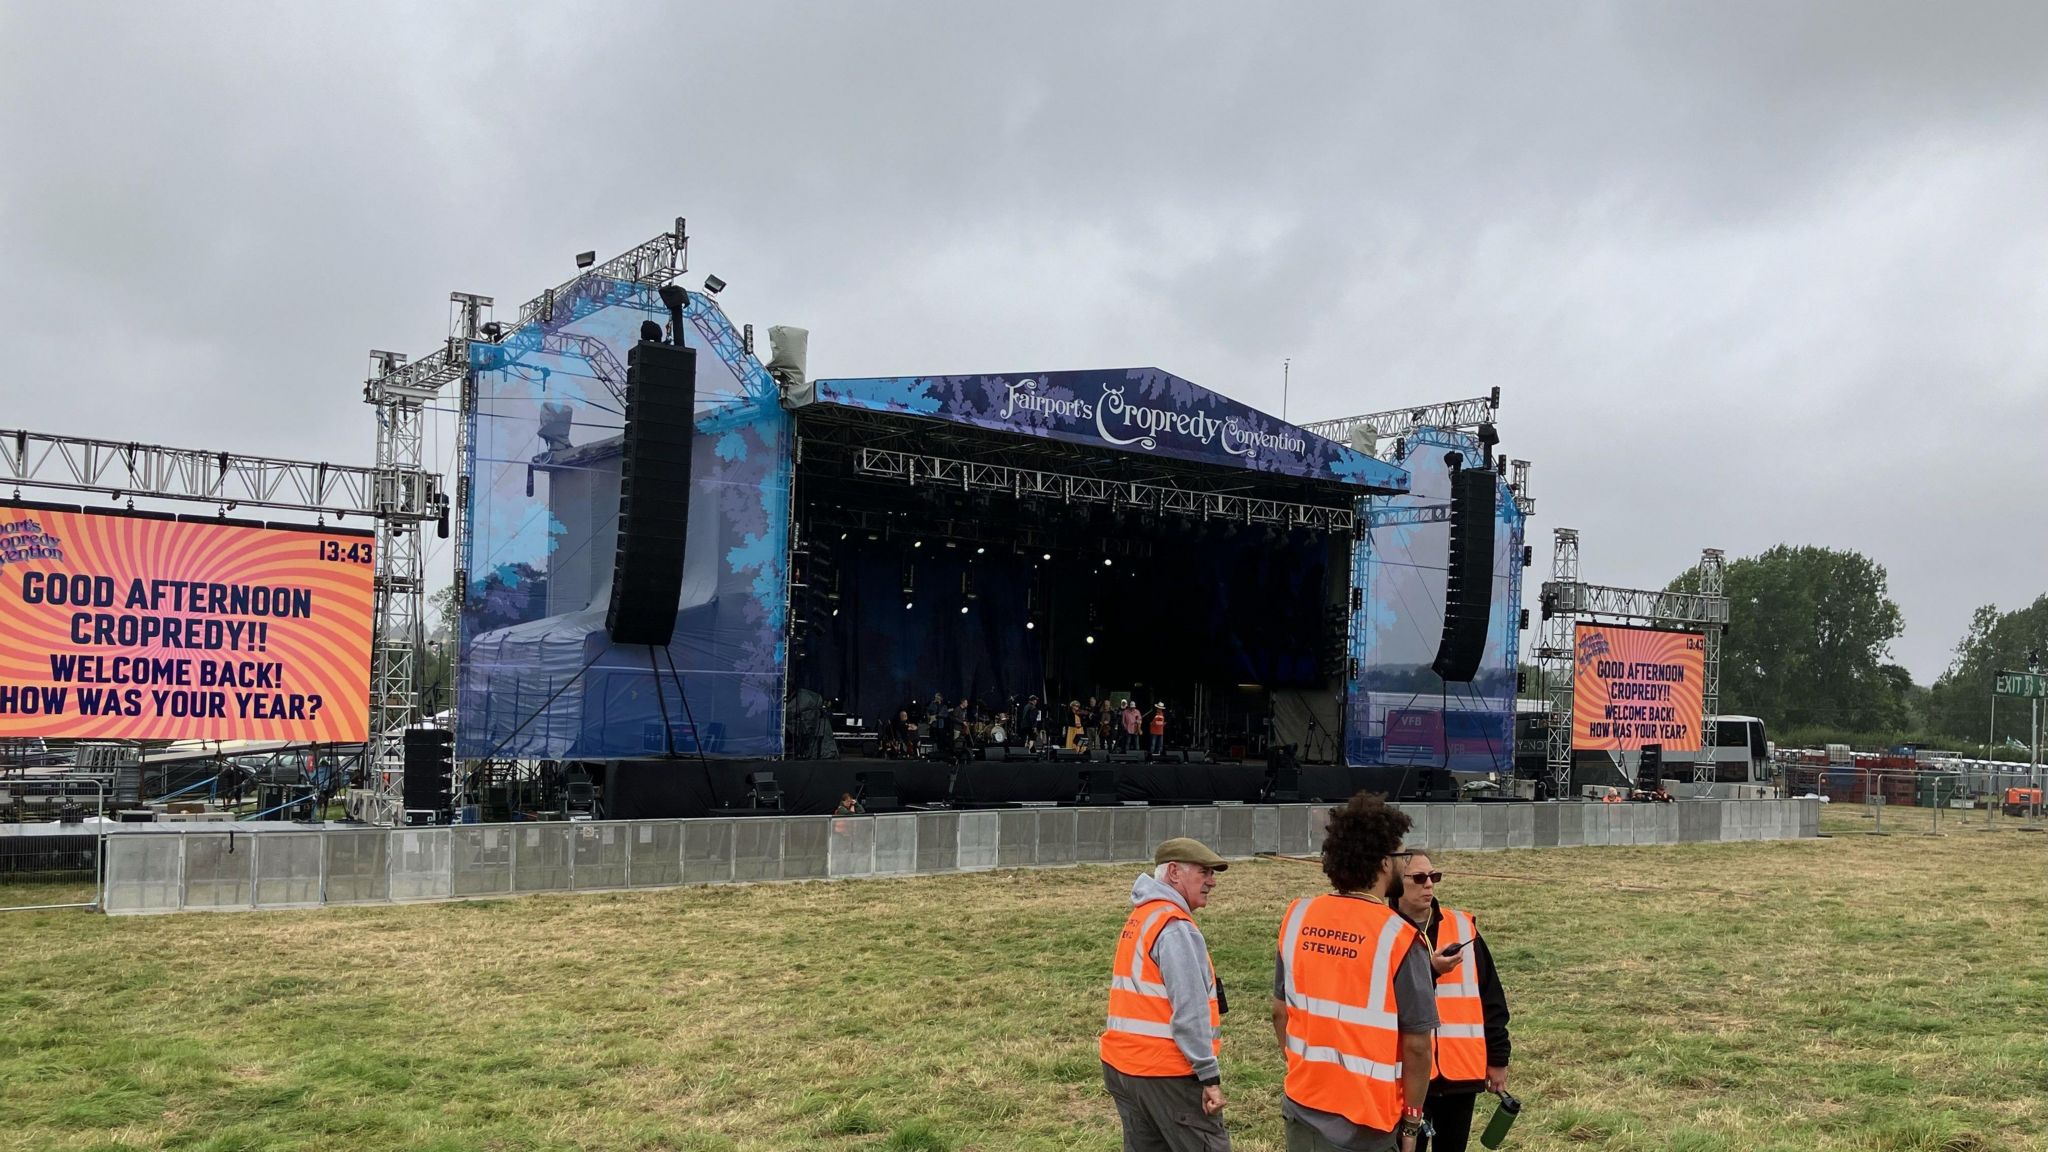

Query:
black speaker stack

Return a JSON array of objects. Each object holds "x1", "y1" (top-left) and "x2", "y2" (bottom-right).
[
  {"x1": 1430, "y1": 467, "x2": 1497, "y2": 683},
  {"x1": 402, "y1": 727, "x2": 454, "y2": 820},
  {"x1": 605, "y1": 340, "x2": 699, "y2": 647}
]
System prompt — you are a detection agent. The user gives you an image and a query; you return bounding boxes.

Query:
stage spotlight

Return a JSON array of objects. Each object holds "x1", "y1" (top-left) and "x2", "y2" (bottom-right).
[
  {"x1": 1085, "y1": 635, "x2": 1096, "y2": 645},
  {"x1": 1103, "y1": 558, "x2": 1113, "y2": 567},
  {"x1": 839, "y1": 531, "x2": 848, "y2": 540},
  {"x1": 1026, "y1": 620, "x2": 1036, "y2": 630},
  {"x1": 480, "y1": 320, "x2": 503, "y2": 340},
  {"x1": 575, "y1": 250, "x2": 597, "y2": 269},
  {"x1": 960, "y1": 606, "x2": 969, "y2": 615},
  {"x1": 914, "y1": 540, "x2": 923, "y2": 549},
  {"x1": 832, "y1": 607, "x2": 840, "y2": 616},
  {"x1": 703, "y1": 274, "x2": 727, "y2": 295},
  {"x1": 904, "y1": 601, "x2": 914, "y2": 610},
  {"x1": 976, "y1": 546, "x2": 985, "y2": 554},
  {"x1": 1477, "y1": 421, "x2": 1498, "y2": 447},
  {"x1": 1042, "y1": 552, "x2": 1051, "y2": 561},
  {"x1": 639, "y1": 320, "x2": 663, "y2": 342}
]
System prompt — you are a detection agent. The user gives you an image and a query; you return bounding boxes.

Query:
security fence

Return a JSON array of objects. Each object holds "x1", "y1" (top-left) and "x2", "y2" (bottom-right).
[
  {"x1": 0, "y1": 777, "x2": 106, "y2": 912},
  {"x1": 96, "y1": 797, "x2": 1821, "y2": 916},
  {"x1": 1780, "y1": 766, "x2": 2045, "y2": 835}
]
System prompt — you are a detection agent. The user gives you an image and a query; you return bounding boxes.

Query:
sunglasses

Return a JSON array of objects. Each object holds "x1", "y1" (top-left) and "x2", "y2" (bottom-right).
[{"x1": 1404, "y1": 871, "x2": 1444, "y2": 885}]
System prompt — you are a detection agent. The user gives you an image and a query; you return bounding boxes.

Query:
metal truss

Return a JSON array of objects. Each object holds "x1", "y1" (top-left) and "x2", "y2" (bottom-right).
[
  {"x1": 1301, "y1": 393, "x2": 1497, "y2": 445},
  {"x1": 1535, "y1": 529, "x2": 1730, "y2": 795},
  {"x1": 1507, "y1": 459, "x2": 1534, "y2": 516},
  {"x1": 852, "y1": 447, "x2": 1355, "y2": 533},
  {"x1": 0, "y1": 429, "x2": 426, "y2": 519},
  {"x1": 1545, "y1": 580, "x2": 1729, "y2": 626},
  {"x1": 1536, "y1": 528, "x2": 1580, "y2": 794},
  {"x1": 1360, "y1": 501, "x2": 1451, "y2": 529},
  {"x1": 513, "y1": 218, "x2": 688, "y2": 329},
  {"x1": 1694, "y1": 550, "x2": 1725, "y2": 783}
]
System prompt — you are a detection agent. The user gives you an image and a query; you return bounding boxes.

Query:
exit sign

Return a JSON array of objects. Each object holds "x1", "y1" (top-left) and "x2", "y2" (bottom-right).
[{"x1": 1995, "y1": 671, "x2": 2047, "y2": 699}]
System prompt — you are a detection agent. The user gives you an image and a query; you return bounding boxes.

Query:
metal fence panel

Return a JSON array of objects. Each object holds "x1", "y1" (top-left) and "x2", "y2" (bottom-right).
[
  {"x1": 1075, "y1": 808, "x2": 1114, "y2": 862},
  {"x1": 915, "y1": 811, "x2": 959, "y2": 873},
  {"x1": 571, "y1": 824, "x2": 630, "y2": 890},
  {"x1": 1111, "y1": 808, "x2": 1150, "y2": 861},
  {"x1": 957, "y1": 811, "x2": 999, "y2": 871},
  {"x1": 682, "y1": 819, "x2": 735, "y2": 884},
  {"x1": 1146, "y1": 808, "x2": 1187, "y2": 850},
  {"x1": 323, "y1": 827, "x2": 390, "y2": 904},
  {"x1": 390, "y1": 827, "x2": 452, "y2": 901},
  {"x1": 1216, "y1": 806, "x2": 1254, "y2": 858},
  {"x1": 451, "y1": 826, "x2": 514, "y2": 897},
  {"x1": 252, "y1": 832, "x2": 324, "y2": 908},
  {"x1": 1038, "y1": 808, "x2": 1077, "y2": 865},
  {"x1": 628, "y1": 821, "x2": 683, "y2": 888},
  {"x1": 182, "y1": 831, "x2": 253, "y2": 910},
  {"x1": 828, "y1": 816, "x2": 877, "y2": 879},
  {"x1": 997, "y1": 810, "x2": 1038, "y2": 868},
  {"x1": 873, "y1": 813, "x2": 917, "y2": 876},
  {"x1": 511, "y1": 825, "x2": 572, "y2": 892},
  {"x1": 732, "y1": 817, "x2": 786, "y2": 881},
  {"x1": 103, "y1": 833, "x2": 182, "y2": 914},
  {"x1": 783, "y1": 817, "x2": 830, "y2": 880}
]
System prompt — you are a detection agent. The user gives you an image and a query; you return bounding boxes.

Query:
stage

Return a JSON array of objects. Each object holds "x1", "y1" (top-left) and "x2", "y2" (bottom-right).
[{"x1": 599, "y1": 755, "x2": 1454, "y2": 819}]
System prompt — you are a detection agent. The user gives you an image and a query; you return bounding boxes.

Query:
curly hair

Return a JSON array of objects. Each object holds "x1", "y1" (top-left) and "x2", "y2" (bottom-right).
[{"x1": 1320, "y1": 791, "x2": 1412, "y2": 893}]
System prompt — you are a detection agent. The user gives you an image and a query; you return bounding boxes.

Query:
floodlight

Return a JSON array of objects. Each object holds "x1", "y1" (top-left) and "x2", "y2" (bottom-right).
[
  {"x1": 703, "y1": 274, "x2": 727, "y2": 295},
  {"x1": 575, "y1": 250, "x2": 597, "y2": 269}
]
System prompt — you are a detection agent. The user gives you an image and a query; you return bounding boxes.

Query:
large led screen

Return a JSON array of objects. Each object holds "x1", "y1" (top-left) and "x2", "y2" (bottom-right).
[
  {"x1": 0, "y1": 504, "x2": 374, "y2": 741},
  {"x1": 1570, "y1": 624, "x2": 1705, "y2": 753}
]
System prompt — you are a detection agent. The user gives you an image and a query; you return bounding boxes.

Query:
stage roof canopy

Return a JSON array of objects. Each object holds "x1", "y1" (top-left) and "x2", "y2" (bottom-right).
[{"x1": 799, "y1": 368, "x2": 1410, "y2": 494}]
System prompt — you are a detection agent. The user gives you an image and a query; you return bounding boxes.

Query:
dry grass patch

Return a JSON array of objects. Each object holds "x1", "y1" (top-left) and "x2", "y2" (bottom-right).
[{"x1": 1, "y1": 806, "x2": 2042, "y2": 1150}]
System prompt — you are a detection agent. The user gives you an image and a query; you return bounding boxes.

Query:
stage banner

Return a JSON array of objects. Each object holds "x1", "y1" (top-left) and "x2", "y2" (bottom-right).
[
  {"x1": 0, "y1": 507, "x2": 375, "y2": 741},
  {"x1": 1570, "y1": 624, "x2": 1705, "y2": 753},
  {"x1": 807, "y1": 368, "x2": 1410, "y2": 493}
]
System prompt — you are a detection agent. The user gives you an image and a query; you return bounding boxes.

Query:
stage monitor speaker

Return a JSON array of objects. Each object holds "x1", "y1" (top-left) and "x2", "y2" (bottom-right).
[
  {"x1": 1108, "y1": 751, "x2": 1144, "y2": 764},
  {"x1": 1262, "y1": 746, "x2": 1302, "y2": 802},
  {"x1": 981, "y1": 745, "x2": 1009, "y2": 762},
  {"x1": 402, "y1": 727, "x2": 453, "y2": 814},
  {"x1": 606, "y1": 340, "x2": 699, "y2": 647},
  {"x1": 854, "y1": 770, "x2": 900, "y2": 812},
  {"x1": 1431, "y1": 468, "x2": 1497, "y2": 683},
  {"x1": 1077, "y1": 768, "x2": 1119, "y2": 806},
  {"x1": 744, "y1": 770, "x2": 783, "y2": 811}
]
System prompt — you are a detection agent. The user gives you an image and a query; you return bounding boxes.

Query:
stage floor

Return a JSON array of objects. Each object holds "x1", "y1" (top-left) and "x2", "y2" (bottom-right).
[{"x1": 599, "y1": 756, "x2": 1453, "y2": 819}]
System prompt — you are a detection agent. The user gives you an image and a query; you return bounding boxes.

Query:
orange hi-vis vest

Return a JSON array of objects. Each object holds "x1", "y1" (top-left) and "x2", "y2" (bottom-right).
[
  {"x1": 1429, "y1": 908, "x2": 1488, "y2": 1082},
  {"x1": 1100, "y1": 898, "x2": 1220, "y2": 1077},
  {"x1": 1278, "y1": 894, "x2": 1418, "y2": 1131}
]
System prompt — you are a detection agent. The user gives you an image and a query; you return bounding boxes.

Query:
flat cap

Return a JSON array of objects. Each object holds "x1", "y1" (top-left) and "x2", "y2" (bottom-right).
[{"x1": 1154, "y1": 836, "x2": 1227, "y2": 871}]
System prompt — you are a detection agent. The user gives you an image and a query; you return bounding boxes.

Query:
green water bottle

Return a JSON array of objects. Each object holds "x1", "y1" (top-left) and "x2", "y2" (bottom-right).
[{"x1": 1478, "y1": 1090, "x2": 1521, "y2": 1149}]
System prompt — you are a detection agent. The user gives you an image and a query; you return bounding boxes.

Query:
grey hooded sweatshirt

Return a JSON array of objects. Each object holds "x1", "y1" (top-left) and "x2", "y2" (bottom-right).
[{"x1": 1125, "y1": 870, "x2": 1222, "y2": 1085}]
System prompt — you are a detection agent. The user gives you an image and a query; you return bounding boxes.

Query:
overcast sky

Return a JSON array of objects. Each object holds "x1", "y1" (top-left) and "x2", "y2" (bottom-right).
[{"x1": 4, "y1": 2, "x2": 2044, "y2": 682}]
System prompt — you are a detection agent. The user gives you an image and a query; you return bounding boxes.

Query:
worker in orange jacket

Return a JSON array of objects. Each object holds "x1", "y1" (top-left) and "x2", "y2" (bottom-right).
[
  {"x1": 1101, "y1": 837, "x2": 1232, "y2": 1151},
  {"x1": 1271, "y1": 792, "x2": 1438, "y2": 1151},
  {"x1": 1391, "y1": 851, "x2": 1512, "y2": 1152}
]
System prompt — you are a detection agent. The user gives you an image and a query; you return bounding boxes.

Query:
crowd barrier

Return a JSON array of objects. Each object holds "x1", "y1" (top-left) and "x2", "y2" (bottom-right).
[{"x1": 99, "y1": 797, "x2": 1820, "y2": 915}]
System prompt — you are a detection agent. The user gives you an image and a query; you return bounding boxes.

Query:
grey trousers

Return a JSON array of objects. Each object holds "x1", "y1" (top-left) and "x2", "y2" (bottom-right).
[{"x1": 1102, "y1": 1063, "x2": 1232, "y2": 1152}]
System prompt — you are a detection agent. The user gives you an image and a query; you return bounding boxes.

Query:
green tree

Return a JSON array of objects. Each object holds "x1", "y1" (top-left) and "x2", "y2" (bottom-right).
[
  {"x1": 1926, "y1": 595, "x2": 2048, "y2": 750},
  {"x1": 1670, "y1": 545, "x2": 1906, "y2": 732}
]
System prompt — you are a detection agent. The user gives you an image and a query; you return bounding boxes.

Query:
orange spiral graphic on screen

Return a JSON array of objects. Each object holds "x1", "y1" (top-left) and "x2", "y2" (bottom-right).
[
  {"x1": 0, "y1": 508, "x2": 375, "y2": 742},
  {"x1": 1570, "y1": 624, "x2": 1707, "y2": 754}
]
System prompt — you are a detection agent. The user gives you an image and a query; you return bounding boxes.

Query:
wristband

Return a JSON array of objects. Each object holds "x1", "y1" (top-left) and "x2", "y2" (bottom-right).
[{"x1": 1402, "y1": 1106, "x2": 1426, "y2": 1120}]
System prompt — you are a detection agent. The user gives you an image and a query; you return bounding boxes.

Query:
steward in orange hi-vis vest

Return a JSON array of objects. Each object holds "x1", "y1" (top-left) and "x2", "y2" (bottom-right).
[
  {"x1": 1428, "y1": 908, "x2": 1488, "y2": 1083},
  {"x1": 1100, "y1": 838, "x2": 1233, "y2": 1152},
  {"x1": 1100, "y1": 896, "x2": 1221, "y2": 1076},
  {"x1": 1276, "y1": 893, "x2": 1418, "y2": 1132}
]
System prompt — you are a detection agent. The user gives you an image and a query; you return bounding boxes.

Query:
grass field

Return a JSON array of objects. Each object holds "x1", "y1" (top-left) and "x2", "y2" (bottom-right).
[{"x1": 2, "y1": 807, "x2": 2043, "y2": 1152}]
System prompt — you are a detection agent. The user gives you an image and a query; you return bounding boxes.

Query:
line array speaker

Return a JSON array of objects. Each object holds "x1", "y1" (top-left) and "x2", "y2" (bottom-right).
[
  {"x1": 402, "y1": 727, "x2": 454, "y2": 814},
  {"x1": 1431, "y1": 468, "x2": 1497, "y2": 683},
  {"x1": 606, "y1": 340, "x2": 698, "y2": 646}
]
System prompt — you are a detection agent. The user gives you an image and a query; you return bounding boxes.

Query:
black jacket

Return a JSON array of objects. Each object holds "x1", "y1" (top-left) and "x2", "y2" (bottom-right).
[{"x1": 1407, "y1": 897, "x2": 1512, "y2": 1093}]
